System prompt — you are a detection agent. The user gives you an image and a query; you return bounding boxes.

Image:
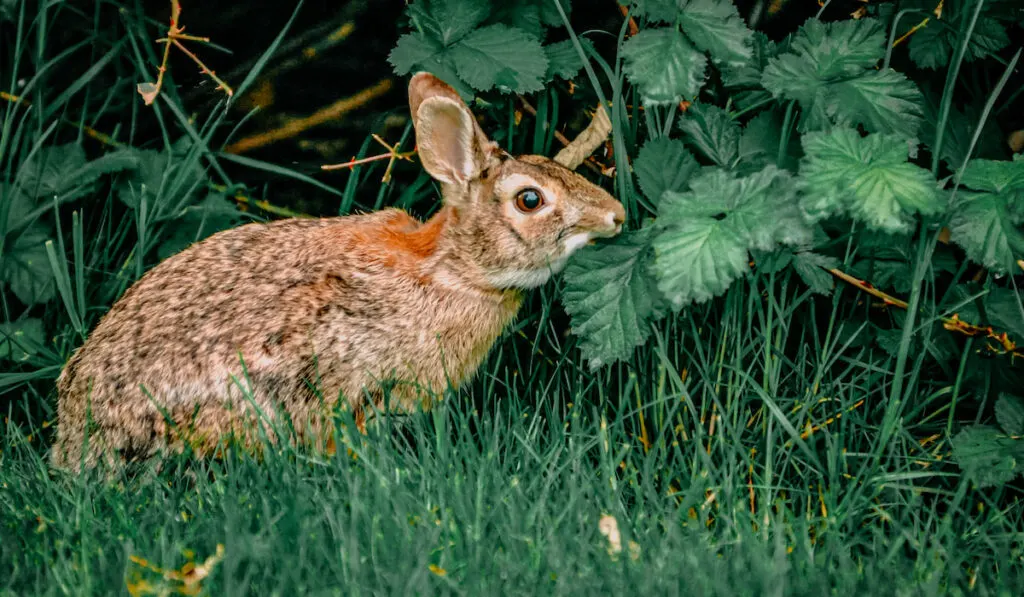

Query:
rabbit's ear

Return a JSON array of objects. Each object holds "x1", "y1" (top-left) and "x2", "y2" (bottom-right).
[{"x1": 409, "y1": 73, "x2": 492, "y2": 185}]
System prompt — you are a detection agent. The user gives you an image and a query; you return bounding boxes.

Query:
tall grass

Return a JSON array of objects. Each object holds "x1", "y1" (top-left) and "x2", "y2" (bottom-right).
[{"x1": 2, "y1": 1, "x2": 1022, "y2": 595}]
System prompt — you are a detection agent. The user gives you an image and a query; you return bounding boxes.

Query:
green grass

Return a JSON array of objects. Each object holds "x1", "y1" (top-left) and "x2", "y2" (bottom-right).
[{"x1": 2, "y1": 1, "x2": 1024, "y2": 595}]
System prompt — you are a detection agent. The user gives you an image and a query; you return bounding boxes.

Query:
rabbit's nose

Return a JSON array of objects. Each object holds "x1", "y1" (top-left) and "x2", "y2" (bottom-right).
[{"x1": 606, "y1": 202, "x2": 625, "y2": 232}]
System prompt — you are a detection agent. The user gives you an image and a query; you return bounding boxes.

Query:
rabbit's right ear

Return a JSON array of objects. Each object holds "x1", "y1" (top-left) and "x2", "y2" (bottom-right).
[{"x1": 409, "y1": 73, "x2": 495, "y2": 185}]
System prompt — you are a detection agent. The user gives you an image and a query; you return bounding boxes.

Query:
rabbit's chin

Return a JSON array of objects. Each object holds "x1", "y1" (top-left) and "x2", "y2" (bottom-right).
[{"x1": 485, "y1": 260, "x2": 565, "y2": 290}]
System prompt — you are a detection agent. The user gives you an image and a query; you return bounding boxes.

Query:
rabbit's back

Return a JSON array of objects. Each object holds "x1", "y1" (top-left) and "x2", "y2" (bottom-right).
[{"x1": 53, "y1": 208, "x2": 522, "y2": 467}]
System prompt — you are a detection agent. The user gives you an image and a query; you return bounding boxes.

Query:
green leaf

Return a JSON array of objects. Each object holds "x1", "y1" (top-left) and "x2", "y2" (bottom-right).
[
  {"x1": 117, "y1": 143, "x2": 207, "y2": 216},
  {"x1": 447, "y1": 25, "x2": 548, "y2": 93},
  {"x1": 995, "y1": 394, "x2": 1024, "y2": 436},
  {"x1": 655, "y1": 166, "x2": 811, "y2": 306},
  {"x1": 634, "y1": 138, "x2": 699, "y2": 204},
  {"x1": 389, "y1": 33, "x2": 444, "y2": 74},
  {"x1": 791, "y1": 251, "x2": 838, "y2": 294},
  {"x1": 721, "y1": 32, "x2": 778, "y2": 110},
  {"x1": 489, "y1": 2, "x2": 542, "y2": 38},
  {"x1": 677, "y1": 0, "x2": 752, "y2": 66},
  {"x1": 983, "y1": 287, "x2": 1024, "y2": 340},
  {"x1": 920, "y1": 96, "x2": 1006, "y2": 170},
  {"x1": 952, "y1": 425, "x2": 1021, "y2": 488},
  {"x1": 538, "y1": 0, "x2": 571, "y2": 26},
  {"x1": 678, "y1": 103, "x2": 739, "y2": 168},
  {"x1": 544, "y1": 39, "x2": 594, "y2": 80},
  {"x1": 627, "y1": 0, "x2": 682, "y2": 23},
  {"x1": 622, "y1": 27, "x2": 707, "y2": 105},
  {"x1": 407, "y1": 0, "x2": 491, "y2": 46},
  {"x1": 18, "y1": 143, "x2": 87, "y2": 198},
  {"x1": 738, "y1": 109, "x2": 800, "y2": 172},
  {"x1": 563, "y1": 228, "x2": 667, "y2": 368},
  {"x1": 798, "y1": 129, "x2": 944, "y2": 234},
  {"x1": 908, "y1": 12, "x2": 1009, "y2": 69},
  {"x1": 949, "y1": 191, "x2": 1024, "y2": 274},
  {"x1": 828, "y1": 69, "x2": 924, "y2": 139},
  {"x1": 959, "y1": 156, "x2": 1024, "y2": 194},
  {"x1": 1, "y1": 224, "x2": 55, "y2": 305},
  {"x1": 0, "y1": 318, "x2": 44, "y2": 362},
  {"x1": 761, "y1": 19, "x2": 922, "y2": 136},
  {"x1": 908, "y1": 22, "x2": 952, "y2": 70}
]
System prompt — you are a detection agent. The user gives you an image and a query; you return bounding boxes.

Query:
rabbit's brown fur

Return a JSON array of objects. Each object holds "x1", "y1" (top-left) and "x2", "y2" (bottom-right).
[{"x1": 51, "y1": 73, "x2": 624, "y2": 469}]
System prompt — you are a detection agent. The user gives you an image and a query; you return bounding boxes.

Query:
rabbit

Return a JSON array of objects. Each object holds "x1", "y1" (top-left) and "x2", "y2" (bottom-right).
[{"x1": 50, "y1": 72, "x2": 625, "y2": 470}]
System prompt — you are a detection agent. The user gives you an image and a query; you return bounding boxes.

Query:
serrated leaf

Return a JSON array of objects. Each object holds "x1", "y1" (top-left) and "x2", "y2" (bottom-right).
[
  {"x1": 117, "y1": 142, "x2": 207, "y2": 216},
  {"x1": 921, "y1": 96, "x2": 1006, "y2": 171},
  {"x1": 791, "y1": 251, "x2": 838, "y2": 294},
  {"x1": 1, "y1": 224, "x2": 55, "y2": 305},
  {"x1": 389, "y1": 33, "x2": 444, "y2": 74},
  {"x1": 995, "y1": 394, "x2": 1024, "y2": 436},
  {"x1": 627, "y1": 0, "x2": 682, "y2": 23},
  {"x1": 544, "y1": 39, "x2": 594, "y2": 80},
  {"x1": 622, "y1": 27, "x2": 707, "y2": 105},
  {"x1": 949, "y1": 191, "x2": 1024, "y2": 274},
  {"x1": 761, "y1": 19, "x2": 919, "y2": 135},
  {"x1": 538, "y1": 0, "x2": 571, "y2": 26},
  {"x1": 563, "y1": 229, "x2": 667, "y2": 368},
  {"x1": 738, "y1": 109, "x2": 800, "y2": 171},
  {"x1": 678, "y1": 103, "x2": 739, "y2": 168},
  {"x1": 952, "y1": 425, "x2": 1021, "y2": 487},
  {"x1": 828, "y1": 69, "x2": 924, "y2": 139},
  {"x1": 489, "y1": 3, "x2": 542, "y2": 39},
  {"x1": 407, "y1": 0, "x2": 491, "y2": 46},
  {"x1": 983, "y1": 287, "x2": 1024, "y2": 340},
  {"x1": 634, "y1": 138, "x2": 699, "y2": 204},
  {"x1": 654, "y1": 217, "x2": 749, "y2": 306},
  {"x1": 447, "y1": 25, "x2": 548, "y2": 93},
  {"x1": 908, "y1": 11, "x2": 1009, "y2": 69},
  {"x1": 959, "y1": 156, "x2": 1024, "y2": 194},
  {"x1": 799, "y1": 129, "x2": 944, "y2": 234},
  {"x1": 655, "y1": 166, "x2": 811, "y2": 306},
  {"x1": 721, "y1": 32, "x2": 778, "y2": 109},
  {"x1": 0, "y1": 318, "x2": 44, "y2": 362},
  {"x1": 908, "y1": 22, "x2": 952, "y2": 70},
  {"x1": 678, "y1": 0, "x2": 752, "y2": 66},
  {"x1": 19, "y1": 144, "x2": 87, "y2": 198}
]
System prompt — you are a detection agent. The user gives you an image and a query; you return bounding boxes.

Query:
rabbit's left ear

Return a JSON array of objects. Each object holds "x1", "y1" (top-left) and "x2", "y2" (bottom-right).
[{"x1": 409, "y1": 72, "x2": 495, "y2": 185}]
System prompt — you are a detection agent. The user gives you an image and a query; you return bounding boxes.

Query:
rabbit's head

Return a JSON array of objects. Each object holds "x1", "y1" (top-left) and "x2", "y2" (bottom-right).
[{"x1": 409, "y1": 73, "x2": 624, "y2": 289}]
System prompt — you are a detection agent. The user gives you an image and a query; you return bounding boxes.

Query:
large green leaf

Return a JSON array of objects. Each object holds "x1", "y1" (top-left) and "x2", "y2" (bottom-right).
[
  {"x1": 448, "y1": 25, "x2": 548, "y2": 93},
  {"x1": 1, "y1": 224, "x2": 55, "y2": 305},
  {"x1": 622, "y1": 27, "x2": 707, "y2": 105},
  {"x1": 952, "y1": 425, "x2": 1022, "y2": 488},
  {"x1": 389, "y1": 33, "x2": 444, "y2": 73},
  {"x1": 406, "y1": 0, "x2": 491, "y2": 46},
  {"x1": 678, "y1": 103, "x2": 740, "y2": 168},
  {"x1": 562, "y1": 229, "x2": 667, "y2": 368},
  {"x1": 949, "y1": 191, "x2": 1024, "y2": 274},
  {"x1": 828, "y1": 69, "x2": 924, "y2": 140},
  {"x1": 721, "y1": 32, "x2": 780, "y2": 110},
  {"x1": 654, "y1": 166, "x2": 811, "y2": 306},
  {"x1": 761, "y1": 18, "x2": 922, "y2": 138},
  {"x1": 634, "y1": 138, "x2": 699, "y2": 205},
  {"x1": 544, "y1": 39, "x2": 594, "y2": 80},
  {"x1": 677, "y1": 0, "x2": 752, "y2": 66},
  {"x1": 959, "y1": 156, "x2": 1024, "y2": 194},
  {"x1": 995, "y1": 394, "x2": 1024, "y2": 436},
  {"x1": 0, "y1": 318, "x2": 44, "y2": 362},
  {"x1": 798, "y1": 129, "x2": 944, "y2": 234}
]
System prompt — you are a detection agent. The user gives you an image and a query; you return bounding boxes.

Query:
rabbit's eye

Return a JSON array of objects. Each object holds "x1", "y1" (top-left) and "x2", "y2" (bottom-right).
[{"x1": 514, "y1": 188, "x2": 544, "y2": 213}]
